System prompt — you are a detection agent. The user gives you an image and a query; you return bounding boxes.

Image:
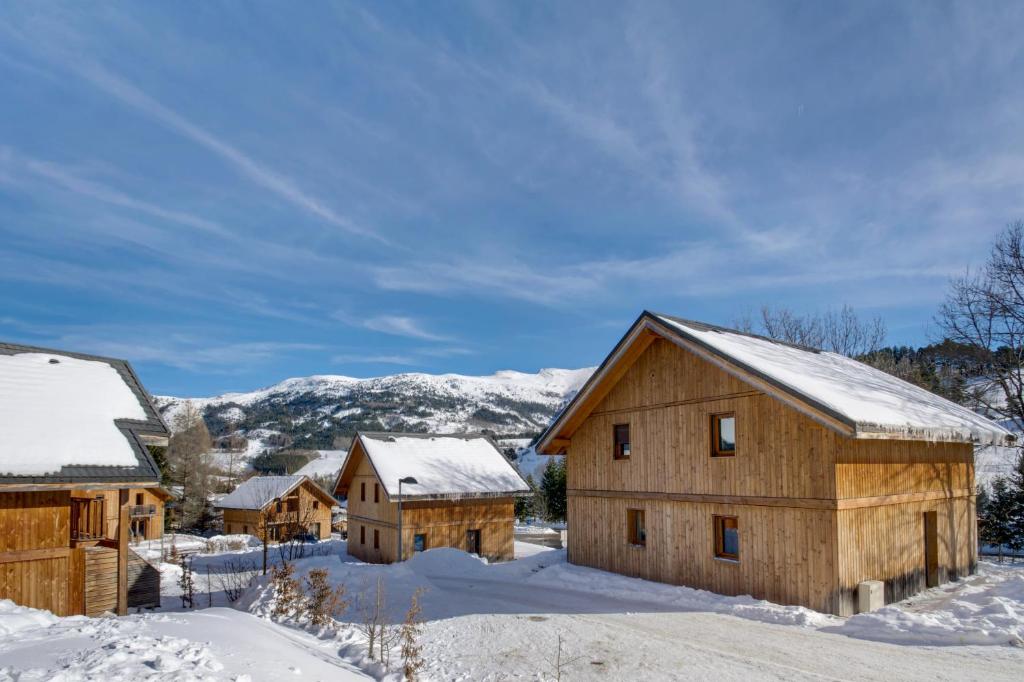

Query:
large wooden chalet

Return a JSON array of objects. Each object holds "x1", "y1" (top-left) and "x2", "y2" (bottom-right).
[
  {"x1": 537, "y1": 312, "x2": 1014, "y2": 616},
  {"x1": 0, "y1": 342, "x2": 170, "y2": 616},
  {"x1": 334, "y1": 432, "x2": 531, "y2": 564}
]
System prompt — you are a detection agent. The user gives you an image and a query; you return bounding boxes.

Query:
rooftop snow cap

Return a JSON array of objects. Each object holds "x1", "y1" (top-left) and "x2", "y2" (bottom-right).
[
  {"x1": 353, "y1": 432, "x2": 531, "y2": 500},
  {"x1": 537, "y1": 312, "x2": 1015, "y2": 453},
  {"x1": 217, "y1": 475, "x2": 321, "y2": 510},
  {"x1": 0, "y1": 345, "x2": 168, "y2": 481}
]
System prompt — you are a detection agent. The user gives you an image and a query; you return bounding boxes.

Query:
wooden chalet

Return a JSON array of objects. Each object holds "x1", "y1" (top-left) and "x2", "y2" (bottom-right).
[
  {"x1": 334, "y1": 432, "x2": 531, "y2": 564},
  {"x1": 536, "y1": 312, "x2": 1015, "y2": 616},
  {"x1": 0, "y1": 342, "x2": 169, "y2": 616},
  {"x1": 217, "y1": 475, "x2": 335, "y2": 542}
]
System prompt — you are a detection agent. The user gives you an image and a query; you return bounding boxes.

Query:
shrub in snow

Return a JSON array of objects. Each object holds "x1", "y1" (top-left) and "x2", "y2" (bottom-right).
[
  {"x1": 400, "y1": 587, "x2": 427, "y2": 681},
  {"x1": 177, "y1": 555, "x2": 195, "y2": 609},
  {"x1": 356, "y1": 576, "x2": 392, "y2": 664},
  {"x1": 270, "y1": 562, "x2": 305, "y2": 620},
  {"x1": 304, "y1": 567, "x2": 349, "y2": 630},
  {"x1": 217, "y1": 557, "x2": 260, "y2": 603}
]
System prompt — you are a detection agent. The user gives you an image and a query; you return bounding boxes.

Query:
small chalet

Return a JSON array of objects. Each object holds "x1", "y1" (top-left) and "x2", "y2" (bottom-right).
[
  {"x1": 0, "y1": 342, "x2": 169, "y2": 616},
  {"x1": 217, "y1": 475, "x2": 335, "y2": 542},
  {"x1": 334, "y1": 432, "x2": 531, "y2": 564},
  {"x1": 537, "y1": 312, "x2": 1014, "y2": 616}
]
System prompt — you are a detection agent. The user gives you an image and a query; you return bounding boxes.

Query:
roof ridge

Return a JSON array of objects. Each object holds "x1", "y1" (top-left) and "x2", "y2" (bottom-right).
[{"x1": 648, "y1": 312, "x2": 824, "y2": 354}]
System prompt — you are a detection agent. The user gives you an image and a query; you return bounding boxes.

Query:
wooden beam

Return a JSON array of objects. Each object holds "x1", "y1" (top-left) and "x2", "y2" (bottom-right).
[
  {"x1": 0, "y1": 547, "x2": 71, "y2": 564},
  {"x1": 117, "y1": 488, "x2": 129, "y2": 616}
]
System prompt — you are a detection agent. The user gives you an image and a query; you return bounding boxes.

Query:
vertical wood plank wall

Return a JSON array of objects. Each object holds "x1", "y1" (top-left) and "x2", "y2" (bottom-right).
[
  {"x1": 566, "y1": 337, "x2": 979, "y2": 615},
  {"x1": 346, "y1": 448, "x2": 516, "y2": 564},
  {"x1": 0, "y1": 491, "x2": 83, "y2": 616}
]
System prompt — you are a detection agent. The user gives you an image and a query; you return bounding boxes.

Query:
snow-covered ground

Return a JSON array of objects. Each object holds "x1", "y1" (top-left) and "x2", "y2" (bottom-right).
[{"x1": 4, "y1": 538, "x2": 1024, "y2": 681}]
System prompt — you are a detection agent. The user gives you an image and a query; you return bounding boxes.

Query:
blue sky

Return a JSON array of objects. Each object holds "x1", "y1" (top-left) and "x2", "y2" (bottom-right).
[{"x1": 2, "y1": 2, "x2": 1023, "y2": 396}]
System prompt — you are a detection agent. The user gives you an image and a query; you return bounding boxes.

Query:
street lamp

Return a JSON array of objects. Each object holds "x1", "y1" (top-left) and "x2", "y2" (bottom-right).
[{"x1": 396, "y1": 476, "x2": 419, "y2": 562}]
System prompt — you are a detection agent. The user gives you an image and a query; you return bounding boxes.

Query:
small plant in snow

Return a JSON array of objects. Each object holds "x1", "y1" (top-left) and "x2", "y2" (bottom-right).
[
  {"x1": 304, "y1": 567, "x2": 349, "y2": 630},
  {"x1": 217, "y1": 557, "x2": 259, "y2": 602},
  {"x1": 356, "y1": 576, "x2": 390, "y2": 663},
  {"x1": 270, "y1": 562, "x2": 305, "y2": 620},
  {"x1": 178, "y1": 555, "x2": 195, "y2": 609},
  {"x1": 547, "y1": 633, "x2": 583, "y2": 681},
  {"x1": 400, "y1": 587, "x2": 427, "y2": 681}
]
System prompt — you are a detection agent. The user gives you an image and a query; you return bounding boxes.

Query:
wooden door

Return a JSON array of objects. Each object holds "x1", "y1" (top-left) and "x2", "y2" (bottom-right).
[
  {"x1": 466, "y1": 529, "x2": 481, "y2": 555},
  {"x1": 923, "y1": 511, "x2": 938, "y2": 588}
]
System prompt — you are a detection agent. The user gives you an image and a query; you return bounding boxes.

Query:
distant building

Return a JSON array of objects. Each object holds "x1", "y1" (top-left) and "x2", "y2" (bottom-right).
[
  {"x1": 0, "y1": 342, "x2": 169, "y2": 616},
  {"x1": 334, "y1": 432, "x2": 531, "y2": 563},
  {"x1": 536, "y1": 312, "x2": 1014, "y2": 616},
  {"x1": 217, "y1": 475, "x2": 335, "y2": 542}
]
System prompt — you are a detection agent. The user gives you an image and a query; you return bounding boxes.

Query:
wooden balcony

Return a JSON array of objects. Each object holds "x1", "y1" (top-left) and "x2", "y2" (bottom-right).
[
  {"x1": 128, "y1": 504, "x2": 157, "y2": 517},
  {"x1": 70, "y1": 497, "x2": 105, "y2": 542}
]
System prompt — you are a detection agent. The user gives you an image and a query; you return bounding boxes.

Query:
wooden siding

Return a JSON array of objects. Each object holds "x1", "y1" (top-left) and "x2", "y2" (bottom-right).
[
  {"x1": 99, "y1": 488, "x2": 166, "y2": 542},
  {"x1": 571, "y1": 339, "x2": 837, "y2": 500},
  {"x1": 0, "y1": 490, "x2": 71, "y2": 552},
  {"x1": 565, "y1": 336, "x2": 979, "y2": 616},
  {"x1": 84, "y1": 546, "x2": 118, "y2": 616},
  {"x1": 568, "y1": 493, "x2": 839, "y2": 613},
  {"x1": 346, "y1": 449, "x2": 516, "y2": 564}
]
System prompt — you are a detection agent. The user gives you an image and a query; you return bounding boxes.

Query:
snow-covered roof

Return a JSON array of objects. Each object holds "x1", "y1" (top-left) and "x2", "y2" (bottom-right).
[
  {"x1": 538, "y1": 312, "x2": 1015, "y2": 451},
  {"x1": 217, "y1": 475, "x2": 331, "y2": 510},
  {"x1": 657, "y1": 315, "x2": 1013, "y2": 444},
  {"x1": 295, "y1": 450, "x2": 347, "y2": 478},
  {"x1": 346, "y1": 432, "x2": 531, "y2": 500},
  {"x1": 0, "y1": 345, "x2": 168, "y2": 481}
]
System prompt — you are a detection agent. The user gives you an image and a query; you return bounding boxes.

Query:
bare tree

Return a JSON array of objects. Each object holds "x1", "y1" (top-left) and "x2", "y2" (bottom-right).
[
  {"x1": 938, "y1": 221, "x2": 1024, "y2": 432},
  {"x1": 216, "y1": 557, "x2": 259, "y2": 602},
  {"x1": 356, "y1": 576, "x2": 391, "y2": 663},
  {"x1": 400, "y1": 588, "x2": 427, "y2": 681},
  {"x1": 168, "y1": 401, "x2": 214, "y2": 530},
  {"x1": 735, "y1": 304, "x2": 886, "y2": 357}
]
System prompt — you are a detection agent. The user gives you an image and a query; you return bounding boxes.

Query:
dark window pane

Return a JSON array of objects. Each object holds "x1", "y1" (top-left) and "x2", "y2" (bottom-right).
[
  {"x1": 414, "y1": 534, "x2": 426, "y2": 552},
  {"x1": 614, "y1": 424, "x2": 631, "y2": 459},
  {"x1": 718, "y1": 416, "x2": 736, "y2": 452},
  {"x1": 723, "y1": 527, "x2": 739, "y2": 556}
]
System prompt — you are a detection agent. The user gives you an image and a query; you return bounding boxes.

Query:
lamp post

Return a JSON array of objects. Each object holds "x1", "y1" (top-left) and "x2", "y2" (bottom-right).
[{"x1": 396, "y1": 476, "x2": 419, "y2": 562}]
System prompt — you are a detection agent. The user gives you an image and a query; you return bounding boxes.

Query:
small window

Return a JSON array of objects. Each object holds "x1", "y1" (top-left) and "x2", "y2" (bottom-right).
[
  {"x1": 243, "y1": 525, "x2": 248, "y2": 534},
  {"x1": 135, "y1": 493, "x2": 144, "y2": 506},
  {"x1": 414, "y1": 534, "x2": 426, "y2": 552},
  {"x1": 313, "y1": 500, "x2": 319, "y2": 510},
  {"x1": 627, "y1": 509, "x2": 646, "y2": 547},
  {"x1": 613, "y1": 424, "x2": 631, "y2": 460},
  {"x1": 361, "y1": 482, "x2": 366, "y2": 502},
  {"x1": 360, "y1": 525, "x2": 365, "y2": 545},
  {"x1": 711, "y1": 413, "x2": 736, "y2": 457},
  {"x1": 275, "y1": 501, "x2": 283, "y2": 513},
  {"x1": 714, "y1": 515, "x2": 739, "y2": 560},
  {"x1": 374, "y1": 483, "x2": 380, "y2": 503},
  {"x1": 373, "y1": 529, "x2": 380, "y2": 550}
]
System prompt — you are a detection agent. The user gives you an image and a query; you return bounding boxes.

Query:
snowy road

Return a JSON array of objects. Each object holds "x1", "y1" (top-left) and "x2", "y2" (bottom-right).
[{"x1": 418, "y1": 568, "x2": 1024, "y2": 681}]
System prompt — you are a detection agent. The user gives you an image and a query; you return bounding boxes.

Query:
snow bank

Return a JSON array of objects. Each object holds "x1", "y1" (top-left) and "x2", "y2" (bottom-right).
[
  {"x1": 360, "y1": 434, "x2": 530, "y2": 497},
  {"x1": 0, "y1": 599, "x2": 58, "y2": 636},
  {"x1": 527, "y1": 562, "x2": 837, "y2": 628},
  {"x1": 659, "y1": 316, "x2": 1014, "y2": 444},
  {"x1": 0, "y1": 352, "x2": 147, "y2": 475},
  {"x1": 831, "y1": 563, "x2": 1024, "y2": 646}
]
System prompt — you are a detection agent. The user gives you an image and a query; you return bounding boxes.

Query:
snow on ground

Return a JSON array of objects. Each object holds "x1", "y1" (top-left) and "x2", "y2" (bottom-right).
[
  {"x1": 5, "y1": 538, "x2": 1024, "y2": 680},
  {"x1": 295, "y1": 450, "x2": 347, "y2": 478}
]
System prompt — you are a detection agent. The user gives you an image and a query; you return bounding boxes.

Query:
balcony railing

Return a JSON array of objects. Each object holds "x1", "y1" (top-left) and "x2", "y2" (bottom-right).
[{"x1": 129, "y1": 504, "x2": 157, "y2": 517}]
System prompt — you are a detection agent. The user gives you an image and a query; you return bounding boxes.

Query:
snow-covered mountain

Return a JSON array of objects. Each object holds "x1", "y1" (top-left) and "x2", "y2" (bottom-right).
[{"x1": 155, "y1": 367, "x2": 593, "y2": 474}]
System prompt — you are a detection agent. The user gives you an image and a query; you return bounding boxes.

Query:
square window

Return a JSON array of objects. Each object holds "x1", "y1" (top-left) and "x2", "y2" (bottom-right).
[
  {"x1": 627, "y1": 509, "x2": 646, "y2": 547},
  {"x1": 711, "y1": 413, "x2": 736, "y2": 457},
  {"x1": 613, "y1": 424, "x2": 631, "y2": 460},
  {"x1": 414, "y1": 534, "x2": 426, "y2": 552},
  {"x1": 714, "y1": 515, "x2": 739, "y2": 560}
]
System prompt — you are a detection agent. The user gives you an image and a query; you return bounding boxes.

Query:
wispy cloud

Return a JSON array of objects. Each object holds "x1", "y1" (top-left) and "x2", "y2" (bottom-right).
[
  {"x1": 361, "y1": 315, "x2": 451, "y2": 341},
  {"x1": 330, "y1": 353, "x2": 416, "y2": 366}
]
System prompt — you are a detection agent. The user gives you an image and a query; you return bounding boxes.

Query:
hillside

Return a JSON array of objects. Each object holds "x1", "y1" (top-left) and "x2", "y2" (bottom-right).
[{"x1": 155, "y1": 367, "x2": 593, "y2": 476}]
